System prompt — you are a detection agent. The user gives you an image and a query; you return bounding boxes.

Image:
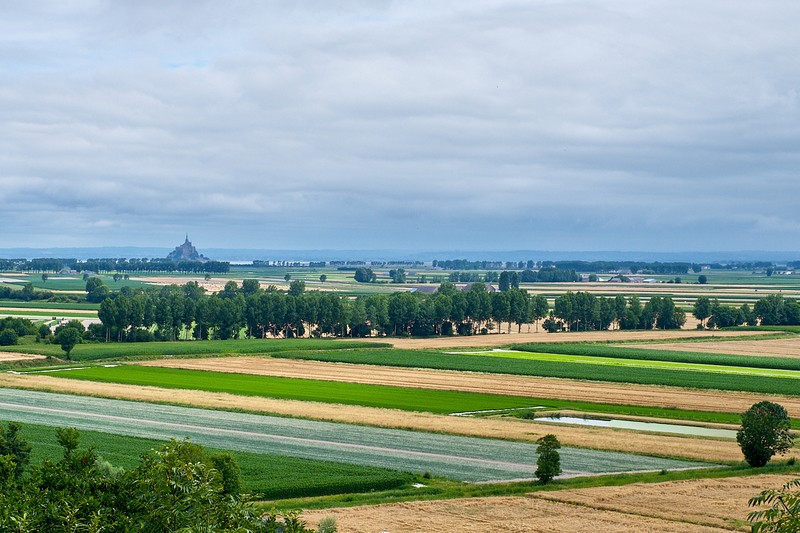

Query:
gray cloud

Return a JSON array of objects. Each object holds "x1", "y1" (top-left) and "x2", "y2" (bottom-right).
[{"x1": 1, "y1": 0, "x2": 799, "y2": 252}]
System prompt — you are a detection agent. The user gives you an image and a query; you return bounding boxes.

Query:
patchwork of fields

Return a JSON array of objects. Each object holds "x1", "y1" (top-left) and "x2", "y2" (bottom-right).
[
  {"x1": 3, "y1": 270, "x2": 800, "y2": 527},
  {"x1": 0, "y1": 388, "x2": 706, "y2": 482}
]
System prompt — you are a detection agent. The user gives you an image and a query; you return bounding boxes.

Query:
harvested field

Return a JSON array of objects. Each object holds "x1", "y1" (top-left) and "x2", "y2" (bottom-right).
[
  {"x1": 141, "y1": 356, "x2": 800, "y2": 419},
  {"x1": 0, "y1": 373, "x2": 746, "y2": 461},
  {"x1": 363, "y1": 329, "x2": 770, "y2": 350},
  {"x1": 534, "y1": 474, "x2": 799, "y2": 531},
  {"x1": 628, "y1": 337, "x2": 800, "y2": 359},
  {"x1": 0, "y1": 352, "x2": 45, "y2": 362},
  {"x1": 302, "y1": 495, "x2": 728, "y2": 533},
  {"x1": 303, "y1": 474, "x2": 798, "y2": 532}
]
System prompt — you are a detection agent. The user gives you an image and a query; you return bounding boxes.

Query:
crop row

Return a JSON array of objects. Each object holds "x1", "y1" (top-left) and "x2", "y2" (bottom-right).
[{"x1": 511, "y1": 342, "x2": 800, "y2": 371}]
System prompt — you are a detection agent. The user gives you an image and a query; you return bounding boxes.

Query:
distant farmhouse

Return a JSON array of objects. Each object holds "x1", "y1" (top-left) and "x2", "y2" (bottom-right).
[{"x1": 166, "y1": 235, "x2": 208, "y2": 262}]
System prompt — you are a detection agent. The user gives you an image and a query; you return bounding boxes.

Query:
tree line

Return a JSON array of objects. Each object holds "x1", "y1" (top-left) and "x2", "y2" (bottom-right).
[
  {"x1": 693, "y1": 294, "x2": 800, "y2": 328},
  {"x1": 0, "y1": 258, "x2": 229, "y2": 274},
  {"x1": 92, "y1": 279, "x2": 703, "y2": 343}
]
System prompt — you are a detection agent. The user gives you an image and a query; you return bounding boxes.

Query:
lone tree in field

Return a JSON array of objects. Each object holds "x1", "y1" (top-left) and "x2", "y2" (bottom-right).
[
  {"x1": 54, "y1": 327, "x2": 81, "y2": 360},
  {"x1": 535, "y1": 434, "x2": 562, "y2": 483},
  {"x1": 737, "y1": 401, "x2": 793, "y2": 467}
]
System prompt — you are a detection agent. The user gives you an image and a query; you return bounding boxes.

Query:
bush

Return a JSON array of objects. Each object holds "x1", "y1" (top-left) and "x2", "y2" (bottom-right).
[
  {"x1": 737, "y1": 401, "x2": 794, "y2": 467},
  {"x1": 0, "y1": 329, "x2": 18, "y2": 346}
]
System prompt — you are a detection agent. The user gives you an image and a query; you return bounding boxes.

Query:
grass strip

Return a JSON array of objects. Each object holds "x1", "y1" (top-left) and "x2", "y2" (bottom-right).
[
  {"x1": 7, "y1": 419, "x2": 415, "y2": 499},
  {"x1": 511, "y1": 342, "x2": 800, "y2": 371}
]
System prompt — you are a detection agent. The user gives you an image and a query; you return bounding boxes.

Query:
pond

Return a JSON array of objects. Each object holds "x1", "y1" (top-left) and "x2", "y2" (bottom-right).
[{"x1": 538, "y1": 415, "x2": 737, "y2": 438}]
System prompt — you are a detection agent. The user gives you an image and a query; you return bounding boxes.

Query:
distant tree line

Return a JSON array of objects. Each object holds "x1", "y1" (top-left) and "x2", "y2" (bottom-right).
[
  {"x1": 546, "y1": 293, "x2": 685, "y2": 332},
  {"x1": 0, "y1": 258, "x2": 229, "y2": 274},
  {"x1": 693, "y1": 294, "x2": 800, "y2": 329}
]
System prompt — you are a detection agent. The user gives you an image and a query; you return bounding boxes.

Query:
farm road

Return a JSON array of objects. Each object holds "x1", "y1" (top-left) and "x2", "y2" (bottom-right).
[{"x1": 0, "y1": 388, "x2": 704, "y2": 482}]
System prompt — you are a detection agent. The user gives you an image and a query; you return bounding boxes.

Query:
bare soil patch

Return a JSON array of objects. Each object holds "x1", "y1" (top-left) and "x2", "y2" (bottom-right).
[
  {"x1": 0, "y1": 373, "x2": 745, "y2": 462},
  {"x1": 302, "y1": 494, "x2": 730, "y2": 533},
  {"x1": 0, "y1": 352, "x2": 45, "y2": 362},
  {"x1": 533, "y1": 474, "x2": 799, "y2": 531},
  {"x1": 627, "y1": 337, "x2": 800, "y2": 359},
  {"x1": 362, "y1": 329, "x2": 769, "y2": 350},
  {"x1": 141, "y1": 356, "x2": 800, "y2": 419}
]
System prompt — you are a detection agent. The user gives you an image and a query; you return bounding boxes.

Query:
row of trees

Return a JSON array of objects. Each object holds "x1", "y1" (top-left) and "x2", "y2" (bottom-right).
[
  {"x1": 546, "y1": 293, "x2": 685, "y2": 332},
  {"x1": 693, "y1": 294, "x2": 800, "y2": 328},
  {"x1": 95, "y1": 281, "x2": 698, "y2": 343}
]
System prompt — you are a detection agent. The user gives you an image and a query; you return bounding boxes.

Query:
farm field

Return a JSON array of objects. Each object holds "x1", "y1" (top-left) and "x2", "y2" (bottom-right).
[
  {"x1": 10, "y1": 419, "x2": 413, "y2": 499},
  {"x1": 140, "y1": 356, "x2": 785, "y2": 424},
  {"x1": 303, "y1": 474, "x2": 798, "y2": 532},
  {"x1": 42, "y1": 364, "x2": 548, "y2": 414},
  {"x1": 263, "y1": 347, "x2": 800, "y2": 396},
  {"x1": 5, "y1": 337, "x2": 391, "y2": 360},
  {"x1": 0, "y1": 388, "x2": 706, "y2": 482},
  {"x1": 0, "y1": 373, "x2": 756, "y2": 462},
  {"x1": 460, "y1": 349, "x2": 800, "y2": 379},
  {"x1": 356, "y1": 328, "x2": 772, "y2": 349},
  {"x1": 626, "y1": 337, "x2": 800, "y2": 359}
]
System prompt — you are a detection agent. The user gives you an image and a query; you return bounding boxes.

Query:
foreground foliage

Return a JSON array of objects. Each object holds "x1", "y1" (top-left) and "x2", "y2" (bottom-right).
[
  {"x1": 748, "y1": 478, "x2": 800, "y2": 532},
  {"x1": 0, "y1": 425, "x2": 317, "y2": 532}
]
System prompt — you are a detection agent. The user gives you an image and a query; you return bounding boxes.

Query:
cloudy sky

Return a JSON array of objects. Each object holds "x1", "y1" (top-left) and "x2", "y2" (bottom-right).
[{"x1": 1, "y1": 1, "x2": 798, "y2": 252}]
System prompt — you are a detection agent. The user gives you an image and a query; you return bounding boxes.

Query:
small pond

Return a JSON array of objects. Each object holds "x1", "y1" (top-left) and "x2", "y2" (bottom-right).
[{"x1": 538, "y1": 415, "x2": 737, "y2": 439}]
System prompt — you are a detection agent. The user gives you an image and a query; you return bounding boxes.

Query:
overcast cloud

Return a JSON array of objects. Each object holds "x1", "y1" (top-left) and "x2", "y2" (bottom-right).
[{"x1": 1, "y1": 1, "x2": 798, "y2": 252}]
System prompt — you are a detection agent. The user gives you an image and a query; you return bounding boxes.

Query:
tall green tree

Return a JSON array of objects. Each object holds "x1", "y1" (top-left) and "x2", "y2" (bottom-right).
[{"x1": 737, "y1": 401, "x2": 793, "y2": 467}]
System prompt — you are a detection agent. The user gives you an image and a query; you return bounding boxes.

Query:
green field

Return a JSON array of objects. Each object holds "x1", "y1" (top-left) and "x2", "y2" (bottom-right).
[
  {"x1": 511, "y1": 342, "x2": 800, "y2": 371},
  {"x1": 9, "y1": 419, "x2": 414, "y2": 499},
  {"x1": 0, "y1": 299, "x2": 100, "y2": 310},
  {"x1": 48, "y1": 365, "x2": 545, "y2": 414},
  {"x1": 470, "y1": 349, "x2": 800, "y2": 379},
  {"x1": 9, "y1": 338, "x2": 391, "y2": 360},
  {"x1": 266, "y1": 348, "x2": 800, "y2": 396},
  {"x1": 41, "y1": 362, "x2": 798, "y2": 427}
]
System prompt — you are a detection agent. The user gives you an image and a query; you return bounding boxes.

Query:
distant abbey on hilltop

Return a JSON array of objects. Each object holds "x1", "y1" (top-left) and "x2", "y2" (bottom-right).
[{"x1": 166, "y1": 235, "x2": 207, "y2": 262}]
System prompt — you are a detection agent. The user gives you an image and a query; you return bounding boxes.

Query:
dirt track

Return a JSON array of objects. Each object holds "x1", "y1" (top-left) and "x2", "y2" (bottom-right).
[
  {"x1": 0, "y1": 352, "x2": 45, "y2": 362},
  {"x1": 303, "y1": 474, "x2": 796, "y2": 532},
  {"x1": 0, "y1": 373, "x2": 747, "y2": 462},
  {"x1": 141, "y1": 356, "x2": 800, "y2": 418}
]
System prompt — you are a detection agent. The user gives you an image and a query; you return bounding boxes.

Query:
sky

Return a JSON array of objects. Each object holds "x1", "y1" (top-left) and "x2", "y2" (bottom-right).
[{"x1": 1, "y1": 1, "x2": 799, "y2": 253}]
